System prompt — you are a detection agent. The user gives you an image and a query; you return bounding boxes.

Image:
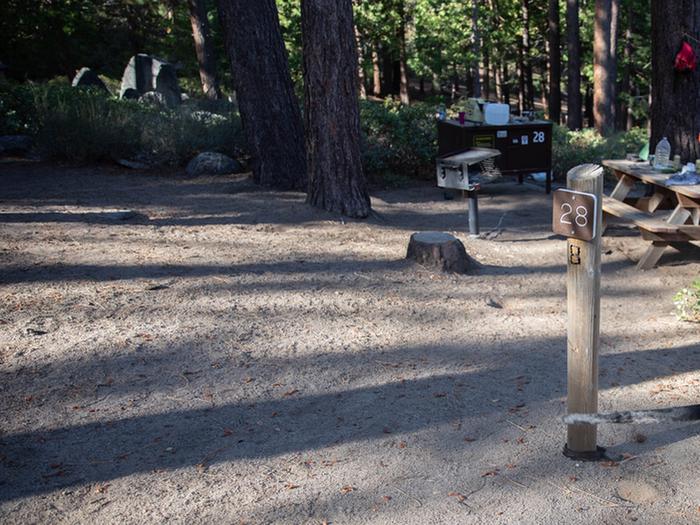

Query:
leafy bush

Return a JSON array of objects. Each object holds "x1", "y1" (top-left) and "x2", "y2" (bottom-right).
[
  {"x1": 552, "y1": 125, "x2": 647, "y2": 179},
  {"x1": 359, "y1": 98, "x2": 436, "y2": 181},
  {"x1": 0, "y1": 82, "x2": 243, "y2": 165},
  {"x1": 674, "y1": 279, "x2": 700, "y2": 323}
]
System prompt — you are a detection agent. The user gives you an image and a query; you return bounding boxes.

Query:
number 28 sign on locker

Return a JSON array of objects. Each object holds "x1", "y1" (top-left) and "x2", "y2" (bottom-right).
[{"x1": 551, "y1": 189, "x2": 598, "y2": 242}]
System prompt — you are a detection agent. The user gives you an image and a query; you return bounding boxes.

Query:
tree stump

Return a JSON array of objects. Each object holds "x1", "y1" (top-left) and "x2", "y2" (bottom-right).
[{"x1": 406, "y1": 231, "x2": 474, "y2": 273}]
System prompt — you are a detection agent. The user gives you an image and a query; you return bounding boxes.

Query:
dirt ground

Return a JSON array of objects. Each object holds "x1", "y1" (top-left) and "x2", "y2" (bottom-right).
[{"x1": 1, "y1": 162, "x2": 699, "y2": 525}]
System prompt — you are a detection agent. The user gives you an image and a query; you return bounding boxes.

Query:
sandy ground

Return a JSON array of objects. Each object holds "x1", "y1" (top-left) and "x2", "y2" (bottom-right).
[{"x1": 0, "y1": 162, "x2": 699, "y2": 525}]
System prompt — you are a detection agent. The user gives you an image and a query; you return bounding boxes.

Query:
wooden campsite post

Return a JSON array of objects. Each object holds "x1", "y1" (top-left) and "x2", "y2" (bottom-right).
[{"x1": 553, "y1": 164, "x2": 604, "y2": 460}]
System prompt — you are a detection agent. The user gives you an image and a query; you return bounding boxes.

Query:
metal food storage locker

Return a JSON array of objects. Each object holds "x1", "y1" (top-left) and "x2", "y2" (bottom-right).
[{"x1": 437, "y1": 119, "x2": 553, "y2": 193}]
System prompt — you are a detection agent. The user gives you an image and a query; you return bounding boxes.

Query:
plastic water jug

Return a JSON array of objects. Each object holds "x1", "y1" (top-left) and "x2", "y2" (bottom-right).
[{"x1": 653, "y1": 137, "x2": 671, "y2": 169}]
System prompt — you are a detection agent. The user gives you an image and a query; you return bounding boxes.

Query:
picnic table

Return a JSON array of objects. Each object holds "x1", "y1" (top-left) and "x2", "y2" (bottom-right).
[{"x1": 602, "y1": 159, "x2": 700, "y2": 269}]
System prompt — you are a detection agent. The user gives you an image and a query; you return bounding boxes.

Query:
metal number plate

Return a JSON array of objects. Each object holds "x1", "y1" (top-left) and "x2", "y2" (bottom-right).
[{"x1": 552, "y1": 189, "x2": 598, "y2": 241}]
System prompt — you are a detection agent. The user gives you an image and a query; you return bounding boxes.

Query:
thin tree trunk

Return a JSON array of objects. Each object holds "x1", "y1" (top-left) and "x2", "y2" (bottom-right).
[
  {"x1": 548, "y1": 0, "x2": 561, "y2": 123},
  {"x1": 494, "y1": 60, "x2": 503, "y2": 101},
  {"x1": 372, "y1": 45, "x2": 381, "y2": 96},
  {"x1": 451, "y1": 62, "x2": 459, "y2": 101},
  {"x1": 187, "y1": 0, "x2": 221, "y2": 99},
  {"x1": 302, "y1": 0, "x2": 371, "y2": 218},
  {"x1": 651, "y1": 0, "x2": 700, "y2": 162},
  {"x1": 585, "y1": 82, "x2": 594, "y2": 128},
  {"x1": 398, "y1": 0, "x2": 410, "y2": 104},
  {"x1": 518, "y1": 39, "x2": 526, "y2": 113},
  {"x1": 217, "y1": 0, "x2": 306, "y2": 189},
  {"x1": 502, "y1": 61, "x2": 510, "y2": 104},
  {"x1": 609, "y1": 0, "x2": 619, "y2": 129},
  {"x1": 471, "y1": 0, "x2": 482, "y2": 97},
  {"x1": 593, "y1": 0, "x2": 614, "y2": 136},
  {"x1": 542, "y1": 40, "x2": 549, "y2": 116},
  {"x1": 566, "y1": 0, "x2": 582, "y2": 129},
  {"x1": 483, "y1": 48, "x2": 491, "y2": 100},
  {"x1": 522, "y1": 0, "x2": 534, "y2": 109},
  {"x1": 354, "y1": 23, "x2": 367, "y2": 99},
  {"x1": 618, "y1": 1, "x2": 632, "y2": 130},
  {"x1": 381, "y1": 50, "x2": 393, "y2": 96},
  {"x1": 432, "y1": 72, "x2": 440, "y2": 93}
]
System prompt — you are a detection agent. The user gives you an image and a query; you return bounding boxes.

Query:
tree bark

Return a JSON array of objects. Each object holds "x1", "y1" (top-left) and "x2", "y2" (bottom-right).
[
  {"x1": 187, "y1": 0, "x2": 221, "y2": 99},
  {"x1": 548, "y1": 0, "x2": 561, "y2": 124},
  {"x1": 471, "y1": 0, "x2": 482, "y2": 98},
  {"x1": 651, "y1": 0, "x2": 700, "y2": 162},
  {"x1": 566, "y1": 0, "x2": 582, "y2": 129},
  {"x1": 593, "y1": 0, "x2": 614, "y2": 136},
  {"x1": 302, "y1": 0, "x2": 371, "y2": 218},
  {"x1": 217, "y1": 0, "x2": 306, "y2": 190}
]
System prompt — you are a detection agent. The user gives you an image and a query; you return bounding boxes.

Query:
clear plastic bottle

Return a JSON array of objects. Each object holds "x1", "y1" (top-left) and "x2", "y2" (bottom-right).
[{"x1": 653, "y1": 137, "x2": 671, "y2": 169}]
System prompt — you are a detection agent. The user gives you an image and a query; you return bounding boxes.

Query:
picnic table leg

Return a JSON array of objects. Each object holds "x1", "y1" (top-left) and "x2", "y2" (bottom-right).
[
  {"x1": 636, "y1": 204, "x2": 692, "y2": 270},
  {"x1": 609, "y1": 172, "x2": 636, "y2": 201},
  {"x1": 692, "y1": 209, "x2": 700, "y2": 226},
  {"x1": 603, "y1": 173, "x2": 637, "y2": 234}
]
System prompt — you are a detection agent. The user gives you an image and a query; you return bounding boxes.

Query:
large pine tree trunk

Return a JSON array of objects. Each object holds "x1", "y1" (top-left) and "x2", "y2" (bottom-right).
[
  {"x1": 217, "y1": 0, "x2": 306, "y2": 190},
  {"x1": 187, "y1": 0, "x2": 221, "y2": 99},
  {"x1": 593, "y1": 0, "x2": 614, "y2": 136},
  {"x1": 548, "y1": 0, "x2": 561, "y2": 124},
  {"x1": 302, "y1": 0, "x2": 371, "y2": 218},
  {"x1": 651, "y1": 1, "x2": 700, "y2": 162},
  {"x1": 566, "y1": 0, "x2": 582, "y2": 129}
]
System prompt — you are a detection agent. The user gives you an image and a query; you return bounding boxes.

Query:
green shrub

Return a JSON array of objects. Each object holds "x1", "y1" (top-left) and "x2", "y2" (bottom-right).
[
  {"x1": 0, "y1": 82, "x2": 244, "y2": 165},
  {"x1": 674, "y1": 279, "x2": 700, "y2": 323},
  {"x1": 552, "y1": 125, "x2": 647, "y2": 179},
  {"x1": 359, "y1": 98, "x2": 436, "y2": 181}
]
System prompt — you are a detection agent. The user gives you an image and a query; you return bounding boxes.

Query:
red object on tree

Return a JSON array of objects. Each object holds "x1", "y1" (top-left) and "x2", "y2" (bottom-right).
[{"x1": 674, "y1": 41, "x2": 696, "y2": 72}]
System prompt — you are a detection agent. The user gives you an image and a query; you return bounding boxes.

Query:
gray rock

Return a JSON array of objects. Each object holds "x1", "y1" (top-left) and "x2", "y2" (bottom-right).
[
  {"x1": 119, "y1": 54, "x2": 181, "y2": 108},
  {"x1": 0, "y1": 135, "x2": 33, "y2": 157},
  {"x1": 186, "y1": 152, "x2": 242, "y2": 176},
  {"x1": 71, "y1": 67, "x2": 109, "y2": 93},
  {"x1": 139, "y1": 91, "x2": 167, "y2": 108}
]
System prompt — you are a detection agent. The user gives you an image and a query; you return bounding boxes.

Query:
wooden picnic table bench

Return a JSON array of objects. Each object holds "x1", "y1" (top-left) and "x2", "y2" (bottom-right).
[{"x1": 602, "y1": 159, "x2": 700, "y2": 269}]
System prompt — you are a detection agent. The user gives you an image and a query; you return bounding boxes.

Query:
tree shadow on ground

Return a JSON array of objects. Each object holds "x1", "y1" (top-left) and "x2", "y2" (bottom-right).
[{"x1": 1, "y1": 336, "x2": 698, "y2": 503}]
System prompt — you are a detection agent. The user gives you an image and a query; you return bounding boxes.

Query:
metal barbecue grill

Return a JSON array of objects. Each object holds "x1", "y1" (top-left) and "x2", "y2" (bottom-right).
[{"x1": 436, "y1": 147, "x2": 501, "y2": 236}]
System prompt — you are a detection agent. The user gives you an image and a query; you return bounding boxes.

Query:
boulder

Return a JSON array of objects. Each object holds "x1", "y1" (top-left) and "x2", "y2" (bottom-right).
[
  {"x1": 406, "y1": 231, "x2": 476, "y2": 273},
  {"x1": 0, "y1": 135, "x2": 33, "y2": 157},
  {"x1": 119, "y1": 54, "x2": 181, "y2": 108},
  {"x1": 71, "y1": 67, "x2": 109, "y2": 93},
  {"x1": 186, "y1": 152, "x2": 242, "y2": 176},
  {"x1": 139, "y1": 91, "x2": 167, "y2": 108}
]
